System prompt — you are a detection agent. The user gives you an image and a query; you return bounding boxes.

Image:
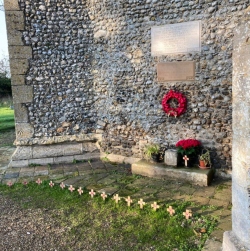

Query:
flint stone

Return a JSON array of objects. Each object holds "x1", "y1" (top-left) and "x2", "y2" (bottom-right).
[{"x1": 94, "y1": 30, "x2": 107, "y2": 39}]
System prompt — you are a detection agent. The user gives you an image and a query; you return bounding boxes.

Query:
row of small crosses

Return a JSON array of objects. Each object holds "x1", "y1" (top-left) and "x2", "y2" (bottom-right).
[{"x1": 7, "y1": 179, "x2": 192, "y2": 219}]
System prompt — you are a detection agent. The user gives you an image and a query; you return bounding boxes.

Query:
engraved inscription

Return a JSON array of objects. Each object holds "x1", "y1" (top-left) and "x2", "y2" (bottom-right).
[
  {"x1": 157, "y1": 61, "x2": 195, "y2": 82},
  {"x1": 151, "y1": 21, "x2": 201, "y2": 56}
]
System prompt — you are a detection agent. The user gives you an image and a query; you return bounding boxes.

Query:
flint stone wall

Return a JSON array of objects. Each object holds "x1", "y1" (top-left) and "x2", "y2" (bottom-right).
[{"x1": 6, "y1": 0, "x2": 249, "y2": 168}]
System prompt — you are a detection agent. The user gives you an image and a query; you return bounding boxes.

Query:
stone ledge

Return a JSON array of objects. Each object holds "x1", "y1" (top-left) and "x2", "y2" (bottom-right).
[
  {"x1": 14, "y1": 133, "x2": 99, "y2": 146},
  {"x1": 131, "y1": 160, "x2": 214, "y2": 186},
  {"x1": 9, "y1": 152, "x2": 101, "y2": 168}
]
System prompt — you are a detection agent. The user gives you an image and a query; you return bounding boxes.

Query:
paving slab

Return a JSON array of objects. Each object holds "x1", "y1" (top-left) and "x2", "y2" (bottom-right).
[
  {"x1": 18, "y1": 177, "x2": 34, "y2": 183},
  {"x1": 97, "y1": 176, "x2": 117, "y2": 185},
  {"x1": 3, "y1": 172, "x2": 19, "y2": 179},
  {"x1": 90, "y1": 160, "x2": 106, "y2": 169},
  {"x1": 34, "y1": 166, "x2": 49, "y2": 176},
  {"x1": 63, "y1": 165, "x2": 78, "y2": 176},
  {"x1": 63, "y1": 176, "x2": 86, "y2": 186},
  {"x1": 1, "y1": 178, "x2": 17, "y2": 185},
  {"x1": 132, "y1": 160, "x2": 214, "y2": 186},
  {"x1": 78, "y1": 169, "x2": 93, "y2": 175}
]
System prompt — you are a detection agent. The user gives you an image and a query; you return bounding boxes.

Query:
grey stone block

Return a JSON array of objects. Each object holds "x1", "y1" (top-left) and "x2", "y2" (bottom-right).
[
  {"x1": 12, "y1": 85, "x2": 33, "y2": 104},
  {"x1": 14, "y1": 103, "x2": 29, "y2": 123},
  {"x1": 131, "y1": 160, "x2": 214, "y2": 186},
  {"x1": 28, "y1": 158, "x2": 54, "y2": 166},
  {"x1": 54, "y1": 156, "x2": 74, "y2": 164},
  {"x1": 9, "y1": 46, "x2": 32, "y2": 59},
  {"x1": 82, "y1": 142, "x2": 99, "y2": 152},
  {"x1": 33, "y1": 145, "x2": 64, "y2": 158},
  {"x1": 7, "y1": 29, "x2": 23, "y2": 46},
  {"x1": 9, "y1": 159, "x2": 28, "y2": 168},
  {"x1": 19, "y1": 170, "x2": 34, "y2": 178},
  {"x1": 15, "y1": 123, "x2": 34, "y2": 140},
  {"x1": 164, "y1": 149, "x2": 177, "y2": 166},
  {"x1": 11, "y1": 146, "x2": 32, "y2": 160},
  {"x1": 4, "y1": 0, "x2": 20, "y2": 11},
  {"x1": 34, "y1": 166, "x2": 49, "y2": 176},
  {"x1": 74, "y1": 152, "x2": 100, "y2": 161},
  {"x1": 10, "y1": 58, "x2": 29, "y2": 74},
  {"x1": 231, "y1": 182, "x2": 250, "y2": 245},
  {"x1": 11, "y1": 74, "x2": 25, "y2": 86},
  {"x1": 62, "y1": 143, "x2": 82, "y2": 155},
  {"x1": 5, "y1": 11, "x2": 24, "y2": 31}
]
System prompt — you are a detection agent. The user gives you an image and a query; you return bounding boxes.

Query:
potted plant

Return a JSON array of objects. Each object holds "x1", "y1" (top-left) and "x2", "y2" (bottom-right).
[
  {"x1": 144, "y1": 144, "x2": 160, "y2": 163},
  {"x1": 175, "y1": 139, "x2": 201, "y2": 167},
  {"x1": 199, "y1": 149, "x2": 211, "y2": 169}
]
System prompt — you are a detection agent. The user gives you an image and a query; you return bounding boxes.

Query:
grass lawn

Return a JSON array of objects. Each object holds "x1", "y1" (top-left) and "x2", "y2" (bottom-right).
[
  {"x1": 0, "y1": 107, "x2": 15, "y2": 132},
  {"x1": 0, "y1": 107, "x2": 15, "y2": 146},
  {"x1": 0, "y1": 181, "x2": 218, "y2": 251}
]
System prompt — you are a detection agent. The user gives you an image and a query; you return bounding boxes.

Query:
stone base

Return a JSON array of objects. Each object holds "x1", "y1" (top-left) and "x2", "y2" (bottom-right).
[
  {"x1": 100, "y1": 152, "x2": 140, "y2": 164},
  {"x1": 222, "y1": 231, "x2": 250, "y2": 251},
  {"x1": 131, "y1": 160, "x2": 214, "y2": 186},
  {"x1": 9, "y1": 142, "x2": 100, "y2": 168}
]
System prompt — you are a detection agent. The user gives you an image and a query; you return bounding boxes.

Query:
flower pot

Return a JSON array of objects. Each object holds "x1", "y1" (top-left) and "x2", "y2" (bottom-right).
[
  {"x1": 151, "y1": 153, "x2": 160, "y2": 163},
  {"x1": 199, "y1": 160, "x2": 207, "y2": 169}
]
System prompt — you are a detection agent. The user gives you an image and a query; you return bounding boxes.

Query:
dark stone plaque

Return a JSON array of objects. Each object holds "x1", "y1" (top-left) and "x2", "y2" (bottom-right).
[{"x1": 157, "y1": 61, "x2": 195, "y2": 82}]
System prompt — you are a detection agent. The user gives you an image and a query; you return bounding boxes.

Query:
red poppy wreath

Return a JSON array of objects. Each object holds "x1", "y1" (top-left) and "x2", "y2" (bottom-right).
[{"x1": 162, "y1": 90, "x2": 187, "y2": 117}]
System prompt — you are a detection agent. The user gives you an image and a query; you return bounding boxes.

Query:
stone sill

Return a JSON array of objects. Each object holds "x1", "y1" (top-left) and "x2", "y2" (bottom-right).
[
  {"x1": 14, "y1": 133, "x2": 102, "y2": 146},
  {"x1": 131, "y1": 160, "x2": 214, "y2": 186}
]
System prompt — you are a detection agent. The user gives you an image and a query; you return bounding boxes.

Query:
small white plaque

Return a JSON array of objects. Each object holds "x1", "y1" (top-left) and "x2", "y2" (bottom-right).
[{"x1": 151, "y1": 21, "x2": 201, "y2": 56}]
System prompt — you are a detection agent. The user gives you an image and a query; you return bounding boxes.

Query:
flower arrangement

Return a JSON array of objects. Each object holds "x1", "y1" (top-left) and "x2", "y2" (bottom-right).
[
  {"x1": 162, "y1": 90, "x2": 187, "y2": 117},
  {"x1": 176, "y1": 139, "x2": 201, "y2": 155}
]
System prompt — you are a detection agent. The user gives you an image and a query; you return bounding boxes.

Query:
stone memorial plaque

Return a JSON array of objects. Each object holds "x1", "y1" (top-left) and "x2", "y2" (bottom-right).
[
  {"x1": 151, "y1": 21, "x2": 201, "y2": 56},
  {"x1": 157, "y1": 61, "x2": 195, "y2": 82}
]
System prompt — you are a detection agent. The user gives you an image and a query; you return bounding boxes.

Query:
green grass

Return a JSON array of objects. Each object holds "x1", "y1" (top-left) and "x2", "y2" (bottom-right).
[
  {"x1": 0, "y1": 107, "x2": 15, "y2": 132},
  {"x1": 0, "y1": 181, "x2": 218, "y2": 251}
]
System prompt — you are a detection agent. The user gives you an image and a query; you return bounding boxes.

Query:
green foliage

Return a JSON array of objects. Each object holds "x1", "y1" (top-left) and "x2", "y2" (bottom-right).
[
  {"x1": 0, "y1": 181, "x2": 217, "y2": 250},
  {"x1": 0, "y1": 73, "x2": 11, "y2": 97},
  {"x1": 176, "y1": 146, "x2": 198, "y2": 155},
  {"x1": 28, "y1": 163, "x2": 41, "y2": 167},
  {"x1": 0, "y1": 107, "x2": 15, "y2": 132},
  {"x1": 144, "y1": 144, "x2": 160, "y2": 159}
]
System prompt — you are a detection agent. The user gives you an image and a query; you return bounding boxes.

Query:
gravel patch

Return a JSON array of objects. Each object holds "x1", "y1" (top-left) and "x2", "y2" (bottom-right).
[{"x1": 0, "y1": 194, "x2": 68, "y2": 251}]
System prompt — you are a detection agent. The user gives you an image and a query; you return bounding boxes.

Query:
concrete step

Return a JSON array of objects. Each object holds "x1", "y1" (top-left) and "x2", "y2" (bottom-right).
[{"x1": 131, "y1": 160, "x2": 214, "y2": 186}]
